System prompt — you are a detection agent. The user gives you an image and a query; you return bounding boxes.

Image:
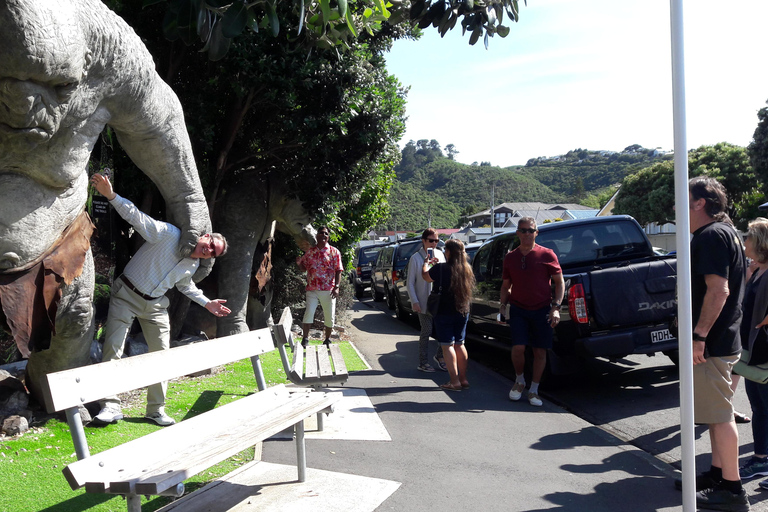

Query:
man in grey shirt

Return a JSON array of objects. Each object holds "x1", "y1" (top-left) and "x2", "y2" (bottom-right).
[
  {"x1": 90, "y1": 173, "x2": 231, "y2": 426},
  {"x1": 407, "y1": 228, "x2": 446, "y2": 372}
]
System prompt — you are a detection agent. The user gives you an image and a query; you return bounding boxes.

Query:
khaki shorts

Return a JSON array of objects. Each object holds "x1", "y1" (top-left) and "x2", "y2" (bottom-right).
[{"x1": 693, "y1": 354, "x2": 739, "y2": 425}]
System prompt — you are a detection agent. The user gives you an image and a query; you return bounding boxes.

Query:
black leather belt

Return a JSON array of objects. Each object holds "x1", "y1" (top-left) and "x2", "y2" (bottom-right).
[{"x1": 120, "y1": 275, "x2": 160, "y2": 301}]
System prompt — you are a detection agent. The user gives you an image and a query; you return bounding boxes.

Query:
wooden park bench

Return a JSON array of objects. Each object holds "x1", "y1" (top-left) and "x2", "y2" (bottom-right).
[
  {"x1": 271, "y1": 307, "x2": 349, "y2": 431},
  {"x1": 39, "y1": 322, "x2": 341, "y2": 512}
]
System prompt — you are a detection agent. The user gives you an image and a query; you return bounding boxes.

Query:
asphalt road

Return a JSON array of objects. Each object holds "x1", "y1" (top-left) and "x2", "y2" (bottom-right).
[{"x1": 357, "y1": 294, "x2": 768, "y2": 508}]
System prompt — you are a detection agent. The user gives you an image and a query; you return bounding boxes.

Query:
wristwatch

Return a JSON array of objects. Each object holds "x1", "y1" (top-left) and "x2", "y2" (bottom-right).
[
  {"x1": 693, "y1": 333, "x2": 706, "y2": 341},
  {"x1": 551, "y1": 302, "x2": 561, "y2": 308}
]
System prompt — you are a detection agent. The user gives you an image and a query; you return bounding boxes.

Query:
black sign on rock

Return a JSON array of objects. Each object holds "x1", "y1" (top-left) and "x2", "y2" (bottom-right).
[{"x1": 92, "y1": 197, "x2": 110, "y2": 218}]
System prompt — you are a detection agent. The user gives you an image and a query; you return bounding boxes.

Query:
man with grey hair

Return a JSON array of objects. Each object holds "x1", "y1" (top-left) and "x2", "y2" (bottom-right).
[{"x1": 499, "y1": 217, "x2": 564, "y2": 407}]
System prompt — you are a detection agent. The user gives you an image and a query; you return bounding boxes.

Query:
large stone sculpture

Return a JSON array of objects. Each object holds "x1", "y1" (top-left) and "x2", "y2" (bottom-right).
[
  {"x1": 0, "y1": 0, "x2": 211, "y2": 398},
  {"x1": 214, "y1": 173, "x2": 316, "y2": 337}
]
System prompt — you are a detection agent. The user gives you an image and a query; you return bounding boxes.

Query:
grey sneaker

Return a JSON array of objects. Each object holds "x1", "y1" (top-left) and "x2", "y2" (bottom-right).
[
  {"x1": 145, "y1": 411, "x2": 176, "y2": 427},
  {"x1": 696, "y1": 485, "x2": 749, "y2": 512},
  {"x1": 528, "y1": 392, "x2": 543, "y2": 407},
  {"x1": 93, "y1": 406, "x2": 123, "y2": 424},
  {"x1": 740, "y1": 456, "x2": 768, "y2": 480},
  {"x1": 509, "y1": 382, "x2": 525, "y2": 401},
  {"x1": 417, "y1": 363, "x2": 436, "y2": 373}
]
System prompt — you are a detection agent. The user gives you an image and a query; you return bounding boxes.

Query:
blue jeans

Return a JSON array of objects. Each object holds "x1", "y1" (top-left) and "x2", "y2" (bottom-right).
[
  {"x1": 745, "y1": 378, "x2": 768, "y2": 455},
  {"x1": 434, "y1": 312, "x2": 468, "y2": 346}
]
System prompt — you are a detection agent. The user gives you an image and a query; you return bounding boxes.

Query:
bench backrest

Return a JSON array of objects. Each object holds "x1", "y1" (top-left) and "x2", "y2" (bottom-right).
[{"x1": 41, "y1": 327, "x2": 276, "y2": 414}]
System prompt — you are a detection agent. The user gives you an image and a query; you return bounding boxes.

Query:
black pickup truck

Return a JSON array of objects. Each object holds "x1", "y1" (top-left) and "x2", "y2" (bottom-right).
[{"x1": 469, "y1": 215, "x2": 678, "y2": 367}]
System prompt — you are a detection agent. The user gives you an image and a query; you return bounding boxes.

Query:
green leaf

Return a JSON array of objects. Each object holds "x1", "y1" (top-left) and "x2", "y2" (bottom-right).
[
  {"x1": 208, "y1": 17, "x2": 232, "y2": 60},
  {"x1": 373, "y1": 0, "x2": 390, "y2": 18},
  {"x1": 246, "y1": 7, "x2": 259, "y2": 33},
  {"x1": 221, "y1": 0, "x2": 248, "y2": 38},
  {"x1": 266, "y1": 2, "x2": 280, "y2": 37},
  {"x1": 496, "y1": 24, "x2": 510, "y2": 37},
  {"x1": 297, "y1": 0, "x2": 305, "y2": 34},
  {"x1": 337, "y1": 0, "x2": 348, "y2": 18},
  {"x1": 462, "y1": 0, "x2": 473, "y2": 10},
  {"x1": 469, "y1": 26, "x2": 481, "y2": 45},
  {"x1": 345, "y1": 7, "x2": 358, "y2": 37},
  {"x1": 320, "y1": 0, "x2": 332, "y2": 25}
]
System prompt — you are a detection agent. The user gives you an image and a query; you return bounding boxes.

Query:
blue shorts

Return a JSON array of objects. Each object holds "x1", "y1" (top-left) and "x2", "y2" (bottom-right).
[
  {"x1": 434, "y1": 312, "x2": 468, "y2": 346},
  {"x1": 508, "y1": 304, "x2": 553, "y2": 349}
]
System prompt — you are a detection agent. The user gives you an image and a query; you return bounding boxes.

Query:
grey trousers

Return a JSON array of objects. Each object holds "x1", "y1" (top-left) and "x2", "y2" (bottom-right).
[
  {"x1": 100, "y1": 279, "x2": 171, "y2": 414},
  {"x1": 417, "y1": 312, "x2": 443, "y2": 366}
]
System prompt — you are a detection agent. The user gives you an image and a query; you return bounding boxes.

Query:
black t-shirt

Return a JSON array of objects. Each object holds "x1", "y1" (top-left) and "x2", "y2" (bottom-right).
[
  {"x1": 428, "y1": 263, "x2": 458, "y2": 315},
  {"x1": 691, "y1": 221, "x2": 746, "y2": 357}
]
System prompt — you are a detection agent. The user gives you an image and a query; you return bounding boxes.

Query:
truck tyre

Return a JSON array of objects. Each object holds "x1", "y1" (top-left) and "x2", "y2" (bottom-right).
[
  {"x1": 373, "y1": 285, "x2": 384, "y2": 302},
  {"x1": 355, "y1": 283, "x2": 365, "y2": 299},
  {"x1": 386, "y1": 286, "x2": 395, "y2": 310}
]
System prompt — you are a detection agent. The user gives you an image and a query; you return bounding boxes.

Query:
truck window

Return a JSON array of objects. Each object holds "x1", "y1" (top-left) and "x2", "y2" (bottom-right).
[
  {"x1": 537, "y1": 220, "x2": 649, "y2": 267},
  {"x1": 473, "y1": 244, "x2": 491, "y2": 282}
]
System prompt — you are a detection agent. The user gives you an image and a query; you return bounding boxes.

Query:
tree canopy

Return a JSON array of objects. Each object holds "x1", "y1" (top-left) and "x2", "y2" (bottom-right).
[{"x1": 613, "y1": 142, "x2": 761, "y2": 230}]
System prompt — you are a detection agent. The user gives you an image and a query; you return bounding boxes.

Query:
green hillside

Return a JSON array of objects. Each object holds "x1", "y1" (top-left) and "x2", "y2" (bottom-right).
[{"x1": 382, "y1": 140, "x2": 672, "y2": 230}]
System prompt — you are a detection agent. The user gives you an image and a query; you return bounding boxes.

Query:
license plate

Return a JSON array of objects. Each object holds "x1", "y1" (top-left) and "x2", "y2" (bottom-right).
[{"x1": 651, "y1": 328, "x2": 675, "y2": 343}]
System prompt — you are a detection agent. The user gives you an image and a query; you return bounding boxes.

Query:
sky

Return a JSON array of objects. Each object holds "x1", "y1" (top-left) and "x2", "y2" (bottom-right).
[{"x1": 385, "y1": 0, "x2": 768, "y2": 168}]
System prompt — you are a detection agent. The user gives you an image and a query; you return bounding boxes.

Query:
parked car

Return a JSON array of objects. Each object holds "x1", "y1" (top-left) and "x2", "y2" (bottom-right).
[
  {"x1": 464, "y1": 241, "x2": 483, "y2": 263},
  {"x1": 371, "y1": 238, "x2": 423, "y2": 315},
  {"x1": 469, "y1": 215, "x2": 678, "y2": 368},
  {"x1": 349, "y1": 244, "x2": 387, "y2": 299}
]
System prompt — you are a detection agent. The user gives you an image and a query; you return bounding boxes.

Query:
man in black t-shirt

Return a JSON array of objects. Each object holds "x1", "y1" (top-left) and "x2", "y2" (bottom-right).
[{"x1": 686, "y1": 177, "x2": 748, "y2": 512}]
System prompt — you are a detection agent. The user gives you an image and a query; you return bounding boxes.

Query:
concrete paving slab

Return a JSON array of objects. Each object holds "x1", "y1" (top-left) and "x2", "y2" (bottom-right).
[
  {"x1": 270, "y1": 387, "x2": 391, "y2": 441},
  {"x1": 158, "y1": 461, "x2": 400, "y2": 512}
]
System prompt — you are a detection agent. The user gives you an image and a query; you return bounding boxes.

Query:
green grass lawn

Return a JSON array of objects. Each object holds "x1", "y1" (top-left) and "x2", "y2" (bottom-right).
[{"x1": 0, "y1": 339, "x2": 367, "y2": 512}]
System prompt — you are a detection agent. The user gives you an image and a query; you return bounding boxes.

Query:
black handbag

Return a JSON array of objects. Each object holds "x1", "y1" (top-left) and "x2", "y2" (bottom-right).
[{"x1": 426, "y1": 265, "x2": 442, "y2": 317}]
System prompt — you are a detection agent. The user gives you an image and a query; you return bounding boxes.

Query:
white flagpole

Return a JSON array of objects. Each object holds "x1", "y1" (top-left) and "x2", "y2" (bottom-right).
[{"x1": 669, "y1": 0, "x2": 695, "y2": 509}]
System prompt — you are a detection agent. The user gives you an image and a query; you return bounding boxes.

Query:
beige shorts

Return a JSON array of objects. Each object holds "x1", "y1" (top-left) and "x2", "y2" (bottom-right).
[{"x1": 693, "y1": 354, "x2": 739, "y2": 425}]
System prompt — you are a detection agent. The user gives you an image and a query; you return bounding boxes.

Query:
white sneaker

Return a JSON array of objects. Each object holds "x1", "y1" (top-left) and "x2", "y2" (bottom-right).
[
  {"x1": 528, "y1": 392, "x2": 543, "y2": 407},
  {"x1": 145, "y1": 411, "x2": 176, "y2": 426},
  {"x1": 509, "y1": 383, "x2": 525, "y2": 401},
  {"x1": 94, "y1": 406, "x2": 124, "y2": 424}
]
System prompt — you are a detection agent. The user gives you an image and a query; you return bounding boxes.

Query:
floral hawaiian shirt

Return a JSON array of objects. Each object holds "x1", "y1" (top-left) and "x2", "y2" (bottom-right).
[{"x1": 298, "y1": 245, "x2": 343, "y2": 291}]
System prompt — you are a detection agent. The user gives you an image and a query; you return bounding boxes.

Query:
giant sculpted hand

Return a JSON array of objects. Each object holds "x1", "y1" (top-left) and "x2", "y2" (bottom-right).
[{"x1": 0, "y1": 0, "x2": 211, "y2": 398}]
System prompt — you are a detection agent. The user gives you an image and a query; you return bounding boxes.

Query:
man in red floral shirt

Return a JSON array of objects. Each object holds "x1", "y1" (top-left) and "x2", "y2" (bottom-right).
[{"x1": 297, "y1": 226, "x2": 343, "y2": 346}]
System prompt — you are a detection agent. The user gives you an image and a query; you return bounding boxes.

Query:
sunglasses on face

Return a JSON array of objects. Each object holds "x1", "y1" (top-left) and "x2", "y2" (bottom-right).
[
  {"x1": 517, "y1": 228, "x2": 537, "y2": 234},
  {"x1": 202, "y1": 235, "x2": 218, "y2": 257},
  {"x1": 426, "y1": 239, "x2": 439, "y2": 243}
]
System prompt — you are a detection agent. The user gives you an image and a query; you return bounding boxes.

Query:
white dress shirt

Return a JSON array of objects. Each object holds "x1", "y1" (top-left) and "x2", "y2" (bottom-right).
[{"x1": 110, "y1": 194, "x2": 209, "y2": 307}]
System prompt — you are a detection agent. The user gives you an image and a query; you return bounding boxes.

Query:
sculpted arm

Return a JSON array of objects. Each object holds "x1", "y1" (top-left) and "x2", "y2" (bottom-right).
[{"x1": 106, "y1": 75, "x2": 210, "y2": 257}]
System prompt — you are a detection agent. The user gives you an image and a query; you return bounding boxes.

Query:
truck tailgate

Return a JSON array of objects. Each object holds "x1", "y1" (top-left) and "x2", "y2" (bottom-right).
[{"x1": 589, "y1": 259, "x2": 677, "y2": 326}]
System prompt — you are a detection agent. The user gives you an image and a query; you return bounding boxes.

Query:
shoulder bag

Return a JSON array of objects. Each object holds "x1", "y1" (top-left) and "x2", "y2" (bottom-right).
[{"x1": 426, "y1": 265, "x2": 442, "y2": 317}]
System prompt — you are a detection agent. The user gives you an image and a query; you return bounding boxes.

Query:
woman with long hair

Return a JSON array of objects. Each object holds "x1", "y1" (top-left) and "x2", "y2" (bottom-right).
[{"x1": 422, "y1": 239, "x2": 475, "y2": 391}]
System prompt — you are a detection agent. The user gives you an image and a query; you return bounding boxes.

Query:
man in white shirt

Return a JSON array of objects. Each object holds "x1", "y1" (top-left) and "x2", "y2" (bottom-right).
[{"x1": 90, "y1": 173, "x2": 231, "y2": 426}]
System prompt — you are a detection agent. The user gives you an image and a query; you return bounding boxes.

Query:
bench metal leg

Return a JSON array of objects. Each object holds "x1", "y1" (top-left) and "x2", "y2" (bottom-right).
[
  {"x1": 295, "y1": 421, "x2": 306, "y2": 482},
  {"x1": 126, "y1": 494, "x2": 141, "y2": 512},
  {"x1": 65, "y1": 407, "x2": 90, "y2": 460},
  {"x1": 316, "y1": 411, "x2": 324, "y2": 432},
  {"x1": 250, "y1": 355, "x2": 267, "y2": 391}
]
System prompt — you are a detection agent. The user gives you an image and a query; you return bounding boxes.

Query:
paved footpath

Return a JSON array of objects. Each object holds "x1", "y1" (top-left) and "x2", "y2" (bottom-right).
[{"x1": 260, "y1": 302, "x2": 687, "y2": 511}]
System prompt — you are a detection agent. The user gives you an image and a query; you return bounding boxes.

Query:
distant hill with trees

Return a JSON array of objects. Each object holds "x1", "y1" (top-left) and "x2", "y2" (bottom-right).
[{"x1": 384, "y1": 140, "x2": 673, "y2": 230}]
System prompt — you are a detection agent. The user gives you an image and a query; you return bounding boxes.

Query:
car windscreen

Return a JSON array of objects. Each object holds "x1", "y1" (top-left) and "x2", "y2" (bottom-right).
[
  {"x1": 537, "y1": 221, "x2": 650, "y2": 266},
  {"x1": 359, "y1": 247, "x2": 383, "y2": 264}
]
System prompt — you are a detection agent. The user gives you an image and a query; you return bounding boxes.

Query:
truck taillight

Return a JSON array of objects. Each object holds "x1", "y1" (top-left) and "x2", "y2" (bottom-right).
[
  {"x1": 392, "y1": 270, "x2": 399, "y2": 282},
  {"x1": 568, "y1": 283, "x2": 589, "y2": 324},
  {"x1": 356, "y1": 266, "x2": 362, "y2": 274}
]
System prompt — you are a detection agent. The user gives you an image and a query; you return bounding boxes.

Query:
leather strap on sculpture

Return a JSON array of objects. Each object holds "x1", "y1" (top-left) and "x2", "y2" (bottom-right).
[{"x1": 0, "y1": 210, "x2": 95, "y2": 357}]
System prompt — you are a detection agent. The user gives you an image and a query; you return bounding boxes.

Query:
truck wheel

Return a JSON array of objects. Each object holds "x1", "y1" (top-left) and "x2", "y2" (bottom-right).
[
  {"x1": 663, "y1": 349, "x2": 679, "y2": 366},
  {"x1": 394, "y1": 295, "x2": 408, "y2": 321},
  {"x1": 373, "y1": 286, "x2": 384, "y2": 302},
  {"x1": 386, "y1": 287, "x2": 395, "y2": 310},
  {"x1": 355, "y1": 284, "x2": 365, "y2": 299}
]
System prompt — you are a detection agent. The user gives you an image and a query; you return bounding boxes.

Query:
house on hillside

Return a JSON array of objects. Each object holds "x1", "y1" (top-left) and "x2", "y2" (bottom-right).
[
  {"x1": 451, "y1": 226, "x2": 514, "y2": 243},
  {"x1": 466, "y1": 202, "x2": 598, "y2": 229}
]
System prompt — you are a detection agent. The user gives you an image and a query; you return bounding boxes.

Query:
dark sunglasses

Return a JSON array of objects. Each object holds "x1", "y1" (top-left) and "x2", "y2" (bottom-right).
[
  {"x1": 426, "y1": 238, "x2": 439, "y2": 243},
  {"x1": 517, "y1": 228, "x2": 537, "y2": 234}
]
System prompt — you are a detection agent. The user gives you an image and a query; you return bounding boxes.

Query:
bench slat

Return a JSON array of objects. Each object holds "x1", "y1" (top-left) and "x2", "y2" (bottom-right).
[
  {"x1": 317, "y1": 345, "x2": 333, "y2": 378},
  {"x1": 64, "y1": 385, "x2": 340, "y2": 494},
  {"x1": 42, "y1": 329, "x2": 276, "y2": 413},
  {"x1": 304, "y1": 346, "x2": 318, "y2": 378},
  {"x1": 328, "y1": 344, "x2": 349, "y2": 377},
  {"x1": 291, "y1": 342, "x2": 304, "y2": 382}
]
